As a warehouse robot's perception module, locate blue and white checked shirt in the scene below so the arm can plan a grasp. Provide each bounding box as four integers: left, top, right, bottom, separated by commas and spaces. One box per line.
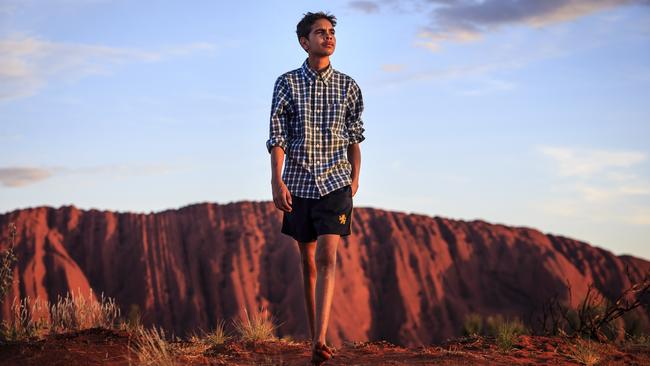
266, 58, 365, 199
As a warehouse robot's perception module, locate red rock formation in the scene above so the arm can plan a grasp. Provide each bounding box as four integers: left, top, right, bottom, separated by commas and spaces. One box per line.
1, 203, 648, 347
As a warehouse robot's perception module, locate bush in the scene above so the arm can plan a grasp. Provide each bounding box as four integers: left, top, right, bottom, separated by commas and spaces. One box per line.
0, 223, 18, 304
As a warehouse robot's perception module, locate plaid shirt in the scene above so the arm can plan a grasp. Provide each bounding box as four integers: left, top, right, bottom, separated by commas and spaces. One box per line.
266, 58, 365, 199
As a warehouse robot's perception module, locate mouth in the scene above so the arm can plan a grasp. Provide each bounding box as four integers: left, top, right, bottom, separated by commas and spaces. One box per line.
324, 44, 334, 48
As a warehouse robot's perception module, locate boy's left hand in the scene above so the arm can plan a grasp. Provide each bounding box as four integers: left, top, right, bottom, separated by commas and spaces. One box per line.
351, 180, 359, 197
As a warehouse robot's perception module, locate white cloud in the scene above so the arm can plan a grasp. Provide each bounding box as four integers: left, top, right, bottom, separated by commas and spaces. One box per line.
539, 146, 646, 177
349, 0, 381, 14
538, 145, 650, 225
381, 64, 406, 73
0, 34, 218, 102
0, 167, 52, 187
0, 163, 178, 188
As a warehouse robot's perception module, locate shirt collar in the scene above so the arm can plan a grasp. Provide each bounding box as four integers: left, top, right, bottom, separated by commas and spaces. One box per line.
301, 58, 334, 85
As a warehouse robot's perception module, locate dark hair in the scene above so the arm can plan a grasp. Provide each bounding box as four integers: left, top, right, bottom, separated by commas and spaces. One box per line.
296, 11, 337, 40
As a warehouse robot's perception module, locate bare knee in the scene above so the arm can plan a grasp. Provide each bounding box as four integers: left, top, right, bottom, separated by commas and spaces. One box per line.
315, 251, 336, 270
299, 241, 317, 272
302, 255, 317, 275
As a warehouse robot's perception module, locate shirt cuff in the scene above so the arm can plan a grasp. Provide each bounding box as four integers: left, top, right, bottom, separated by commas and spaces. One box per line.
266, 138, 287, 154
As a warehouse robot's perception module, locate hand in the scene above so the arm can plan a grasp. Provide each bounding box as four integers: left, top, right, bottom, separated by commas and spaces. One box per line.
272, 179, 292, 212
351, 179, 359, 197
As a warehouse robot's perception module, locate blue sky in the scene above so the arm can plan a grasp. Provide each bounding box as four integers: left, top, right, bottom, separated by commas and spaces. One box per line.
1, 0, 649, 260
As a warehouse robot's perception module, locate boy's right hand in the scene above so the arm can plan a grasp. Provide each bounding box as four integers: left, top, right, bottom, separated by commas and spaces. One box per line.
272, 179, 292, 212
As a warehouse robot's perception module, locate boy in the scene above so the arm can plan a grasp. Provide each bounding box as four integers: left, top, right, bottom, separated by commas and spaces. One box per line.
265, 11, 365, 365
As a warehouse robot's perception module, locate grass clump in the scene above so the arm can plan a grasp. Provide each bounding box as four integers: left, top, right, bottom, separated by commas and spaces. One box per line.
50, 288, 120, 332
0, 288, 121, 342
462, 312, 483, 337
495, 320, 519, 352
485, 314, 528, 352
0, 296, 50, 341
129, 325, 176, 366
203, 318, 231, 346
232, 306, 279, 343
563, 337, 601, 366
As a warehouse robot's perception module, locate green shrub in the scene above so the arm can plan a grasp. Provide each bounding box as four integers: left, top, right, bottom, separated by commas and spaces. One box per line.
485, 314, 528, 352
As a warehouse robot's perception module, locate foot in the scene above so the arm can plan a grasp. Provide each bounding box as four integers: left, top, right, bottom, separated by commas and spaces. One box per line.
321, 343, 336, 355
311, 341, 333, 365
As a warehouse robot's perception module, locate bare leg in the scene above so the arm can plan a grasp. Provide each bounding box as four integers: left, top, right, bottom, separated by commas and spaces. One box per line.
298, 240, 317, 340
313, 233, 340, 348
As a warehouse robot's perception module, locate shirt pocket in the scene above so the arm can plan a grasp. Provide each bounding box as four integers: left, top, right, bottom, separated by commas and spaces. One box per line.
324, 102, 345, 133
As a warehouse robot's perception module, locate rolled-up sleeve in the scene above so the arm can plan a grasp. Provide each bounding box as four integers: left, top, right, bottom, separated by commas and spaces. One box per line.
266, 76, 291, 154
345, 80, 365, 145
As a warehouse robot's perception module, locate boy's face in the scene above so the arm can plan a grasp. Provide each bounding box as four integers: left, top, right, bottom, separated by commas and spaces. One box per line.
300, 18, 336, 57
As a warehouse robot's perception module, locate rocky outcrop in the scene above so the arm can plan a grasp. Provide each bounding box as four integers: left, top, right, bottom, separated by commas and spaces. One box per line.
1, 203, 648, 346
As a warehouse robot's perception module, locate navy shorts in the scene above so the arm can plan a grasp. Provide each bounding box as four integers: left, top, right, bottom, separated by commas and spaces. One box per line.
281, 185, 353, 243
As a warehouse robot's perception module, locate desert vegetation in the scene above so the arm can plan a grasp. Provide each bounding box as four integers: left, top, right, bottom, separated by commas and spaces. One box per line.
459, 268, 650, 365
533, 268, 650, 342
462, 312, 529, 352
127, 305, 283, 365
0, 288, 121, 342
0, 223, 17, 303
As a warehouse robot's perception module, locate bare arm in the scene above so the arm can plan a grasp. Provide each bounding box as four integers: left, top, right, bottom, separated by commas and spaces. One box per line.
266, 76, 292, 212
347, 143, 361, 197
345, 80, 365, 198
270, 147, 292, 212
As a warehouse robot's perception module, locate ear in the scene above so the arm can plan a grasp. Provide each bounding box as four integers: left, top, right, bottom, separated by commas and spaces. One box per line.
299, 36, 309, 51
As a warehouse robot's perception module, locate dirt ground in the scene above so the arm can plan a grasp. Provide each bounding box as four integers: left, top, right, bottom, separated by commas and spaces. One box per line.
0, 328, 649, 365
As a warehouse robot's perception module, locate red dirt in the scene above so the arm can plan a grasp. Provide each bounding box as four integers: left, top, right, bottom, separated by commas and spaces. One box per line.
1, 328, 648, 365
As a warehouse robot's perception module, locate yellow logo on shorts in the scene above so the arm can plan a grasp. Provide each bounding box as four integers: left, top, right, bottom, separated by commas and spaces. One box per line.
339, 214, 346, 224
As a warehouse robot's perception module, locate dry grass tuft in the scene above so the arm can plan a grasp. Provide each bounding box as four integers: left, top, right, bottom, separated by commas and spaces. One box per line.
0, 296, 49, 341
129, 325, 176, 366
232, 306, 279, 343
486, 315, 528, 353
0, 288, 120, 342
203, 318, 231, 346
562, 337, 601, 366
50, 288, 120, 332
